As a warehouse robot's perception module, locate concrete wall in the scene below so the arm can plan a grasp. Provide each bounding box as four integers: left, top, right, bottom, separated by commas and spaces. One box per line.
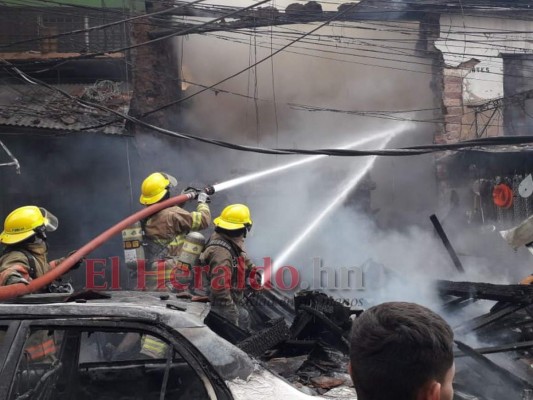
434, 13, 533, 142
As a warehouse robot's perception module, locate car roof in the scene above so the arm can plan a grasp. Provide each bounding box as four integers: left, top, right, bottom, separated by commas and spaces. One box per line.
0, 290, 257, 381
0, 291, 209, 329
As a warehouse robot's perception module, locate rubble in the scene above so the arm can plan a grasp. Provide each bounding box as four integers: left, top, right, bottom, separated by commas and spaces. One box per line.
310, 376, 345, 389
205, 289, 355, 394
437, 279, 533, 399
208, 279, 533, 398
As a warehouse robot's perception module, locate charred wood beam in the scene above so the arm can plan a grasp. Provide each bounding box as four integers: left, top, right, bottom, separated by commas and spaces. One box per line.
437, 280, 533, 304
284, 339, 317, 347
290, 310, 314, 339
454, 340, 533, 358
298, 305, 346, 338
499, 316, 533, 329
442, 296, 475, 313
204, 310, 250, 344
429, 214, 465, 273
296, 305, 349, 353
475, 314, 533, 337
455, 340, 533, 390
238, 318, 290, 358
454, 304, 526, 334
241, 288, 296, 327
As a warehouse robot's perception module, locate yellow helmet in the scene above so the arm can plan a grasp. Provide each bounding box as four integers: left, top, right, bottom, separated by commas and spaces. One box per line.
0, 206, 58, 245
139, 172, 178, 205
214, 204, 253, 231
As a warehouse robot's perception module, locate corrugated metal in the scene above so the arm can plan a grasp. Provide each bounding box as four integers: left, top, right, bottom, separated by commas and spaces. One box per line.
0, 83, 130, 134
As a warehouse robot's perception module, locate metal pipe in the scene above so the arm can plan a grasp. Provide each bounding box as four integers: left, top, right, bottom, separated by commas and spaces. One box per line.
0, 189, 213, 300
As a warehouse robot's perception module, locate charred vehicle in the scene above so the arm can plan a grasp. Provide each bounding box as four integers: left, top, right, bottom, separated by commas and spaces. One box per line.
0, 291, 356, 400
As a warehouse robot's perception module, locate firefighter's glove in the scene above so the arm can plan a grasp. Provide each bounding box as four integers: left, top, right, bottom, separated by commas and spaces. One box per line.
5, 272, 29, 286
182, 187, 199, 199
72, 259, 84, 270
520, 274, 533, 285
197, 191, 210, 204
68, 250, 85, 270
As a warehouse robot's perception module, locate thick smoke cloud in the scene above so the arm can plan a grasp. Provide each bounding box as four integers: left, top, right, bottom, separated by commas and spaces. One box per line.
172, 21, 439, 281
163, 17, 533, 327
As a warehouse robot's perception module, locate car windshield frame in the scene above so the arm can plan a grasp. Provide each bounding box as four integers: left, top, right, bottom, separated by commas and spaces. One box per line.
0, 317, 233, 400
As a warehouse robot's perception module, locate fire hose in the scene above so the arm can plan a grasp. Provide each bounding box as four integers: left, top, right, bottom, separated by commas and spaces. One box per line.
0, 186, 215, 301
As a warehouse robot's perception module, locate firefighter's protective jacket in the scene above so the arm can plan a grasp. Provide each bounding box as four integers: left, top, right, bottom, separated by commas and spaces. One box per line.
0, 244, 58, 362
0, 242, 54, 286
200, 231, 254, 325
143, 203, 210, 290
144, 203, 211, 258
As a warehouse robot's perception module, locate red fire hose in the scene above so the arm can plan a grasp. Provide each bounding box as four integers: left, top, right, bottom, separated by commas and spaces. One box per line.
0, 192, 198, 301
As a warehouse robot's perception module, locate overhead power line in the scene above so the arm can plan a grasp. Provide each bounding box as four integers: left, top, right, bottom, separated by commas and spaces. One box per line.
6, 0, 270, 71
4, 59, 533, 159
0, 0, 207, 50
142, 1, 366, 116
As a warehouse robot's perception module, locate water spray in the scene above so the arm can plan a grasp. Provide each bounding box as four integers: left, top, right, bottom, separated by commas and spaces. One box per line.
0, 124, 405, 300
212, 124, 408, 193
272, 132, 401, 275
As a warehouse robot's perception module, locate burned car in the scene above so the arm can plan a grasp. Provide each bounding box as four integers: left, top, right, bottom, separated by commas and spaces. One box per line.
0, 291, 356, 400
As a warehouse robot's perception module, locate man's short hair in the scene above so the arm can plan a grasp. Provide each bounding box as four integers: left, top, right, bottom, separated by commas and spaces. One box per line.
349, 302, 454, 400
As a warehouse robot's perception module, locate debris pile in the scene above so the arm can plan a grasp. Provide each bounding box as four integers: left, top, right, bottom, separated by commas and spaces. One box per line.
438, 280, 533, 399
205, 290, 357, 396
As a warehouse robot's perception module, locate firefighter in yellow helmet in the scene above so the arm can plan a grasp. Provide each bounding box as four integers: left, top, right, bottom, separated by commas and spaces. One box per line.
0, 206, 62, 287
0, 206, 69, 362
139, 172, 211, 290
200, 204, 256, 328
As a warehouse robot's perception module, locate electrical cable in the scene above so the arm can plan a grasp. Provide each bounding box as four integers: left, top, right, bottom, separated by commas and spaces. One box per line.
4, 2, 533, 80
7, 0, 271, 71
141, 2, 387, 116
2, 1, 528, 134
0, 0, 207, 49
0, 139, 20, 172
5, 59, 533, 159
200, 26, 533, 81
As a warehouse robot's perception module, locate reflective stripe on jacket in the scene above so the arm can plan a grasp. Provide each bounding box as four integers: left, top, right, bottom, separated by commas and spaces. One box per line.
144, 203, 211, 258
140, 335, 169, 358
25, 337, 56, 361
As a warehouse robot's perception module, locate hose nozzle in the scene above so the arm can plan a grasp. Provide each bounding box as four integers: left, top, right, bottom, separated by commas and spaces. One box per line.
204, 185, 215, 195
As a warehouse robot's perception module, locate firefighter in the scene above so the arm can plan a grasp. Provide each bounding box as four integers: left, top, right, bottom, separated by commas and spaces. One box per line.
200, 204, 256, 329
139, 172, 211, 290
0, 205, 64, 362
0, 205, 61, 287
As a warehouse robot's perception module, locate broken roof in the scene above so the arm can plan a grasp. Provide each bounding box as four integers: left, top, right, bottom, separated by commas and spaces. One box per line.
0, 81, 130, 135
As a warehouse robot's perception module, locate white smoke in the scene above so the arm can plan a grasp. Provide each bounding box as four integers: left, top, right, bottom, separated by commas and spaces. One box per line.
136, 16, 532, 328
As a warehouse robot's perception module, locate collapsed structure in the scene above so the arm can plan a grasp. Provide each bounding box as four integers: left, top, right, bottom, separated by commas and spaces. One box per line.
0, 0, 532, 398
438, 280, 533, 399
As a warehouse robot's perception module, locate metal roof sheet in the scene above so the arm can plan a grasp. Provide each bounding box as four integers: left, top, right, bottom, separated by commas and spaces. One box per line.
0, 82, 130, 134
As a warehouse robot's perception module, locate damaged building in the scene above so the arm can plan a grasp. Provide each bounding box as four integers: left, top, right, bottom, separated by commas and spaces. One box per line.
0, 0, 138, 266
0, 0, 533, 399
